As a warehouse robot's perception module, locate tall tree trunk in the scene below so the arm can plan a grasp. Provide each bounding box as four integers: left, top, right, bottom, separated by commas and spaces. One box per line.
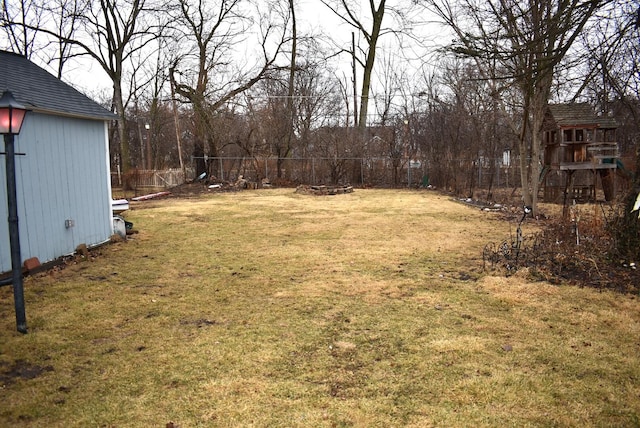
112, 80, 131, 174
357, 0, 385, 129
282, 0, 297, 180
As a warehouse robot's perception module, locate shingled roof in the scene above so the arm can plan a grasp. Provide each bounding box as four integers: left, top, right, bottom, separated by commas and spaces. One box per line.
0, 50, 116, 121
546, 103, 618, 129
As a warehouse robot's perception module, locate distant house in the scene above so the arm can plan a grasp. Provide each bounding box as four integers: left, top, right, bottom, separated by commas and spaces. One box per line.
0, 50, 117, 274
542, 103, 619, 203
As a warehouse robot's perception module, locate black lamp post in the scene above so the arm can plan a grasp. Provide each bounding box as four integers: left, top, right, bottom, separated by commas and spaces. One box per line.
0, 90, 29, 334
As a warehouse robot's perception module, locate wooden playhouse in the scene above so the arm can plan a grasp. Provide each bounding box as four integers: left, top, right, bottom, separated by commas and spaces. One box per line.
542, 103, 619, 203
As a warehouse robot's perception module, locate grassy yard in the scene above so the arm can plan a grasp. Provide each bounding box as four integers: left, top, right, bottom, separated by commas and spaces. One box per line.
1, 188, 639, 427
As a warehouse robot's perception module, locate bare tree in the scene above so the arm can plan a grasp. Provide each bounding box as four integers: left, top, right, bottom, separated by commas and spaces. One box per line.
247, 76, 293, 179
427, 0, 605, 214
320, 0, 404, 129
1, 0, 44, 58
169, 0, 289, 176
2, 0, 159, 176
293, 62, 344, 143
81, 0, 158, 174
576, 1, 640, 261
373, 49, 402, 125
322, 0, 385, 129
40, 0, 88, 78
126, 28, 177, 171
284, 0, 297, 178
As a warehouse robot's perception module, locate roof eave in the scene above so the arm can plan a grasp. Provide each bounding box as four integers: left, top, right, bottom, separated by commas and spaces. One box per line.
30, 106, 118, 122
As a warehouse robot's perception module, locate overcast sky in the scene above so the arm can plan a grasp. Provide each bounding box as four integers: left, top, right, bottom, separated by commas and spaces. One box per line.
43, 0, 443, 105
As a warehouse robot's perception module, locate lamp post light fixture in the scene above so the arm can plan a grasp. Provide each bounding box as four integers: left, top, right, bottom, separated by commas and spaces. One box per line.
0, 90, 29, 334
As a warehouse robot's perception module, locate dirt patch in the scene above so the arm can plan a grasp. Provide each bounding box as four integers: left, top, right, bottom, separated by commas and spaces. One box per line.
180, 318, 219, 328
0, 360, 54, 386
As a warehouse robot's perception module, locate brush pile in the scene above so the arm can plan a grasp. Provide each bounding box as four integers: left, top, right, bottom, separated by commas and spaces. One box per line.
295, 184, 354, 195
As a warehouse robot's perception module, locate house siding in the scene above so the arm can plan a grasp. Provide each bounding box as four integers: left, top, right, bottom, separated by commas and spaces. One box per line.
0, 112, 112, 272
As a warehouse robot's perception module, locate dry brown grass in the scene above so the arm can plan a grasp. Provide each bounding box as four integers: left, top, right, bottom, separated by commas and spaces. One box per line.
1, 188, 640, 427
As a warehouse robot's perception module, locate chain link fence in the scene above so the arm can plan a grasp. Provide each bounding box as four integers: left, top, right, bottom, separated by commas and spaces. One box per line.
187, 156, 523, 190
111, 156, 525, 192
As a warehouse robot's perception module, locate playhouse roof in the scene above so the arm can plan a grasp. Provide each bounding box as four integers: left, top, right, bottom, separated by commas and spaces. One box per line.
546, 103, 618, 129
0, 50, 116, 121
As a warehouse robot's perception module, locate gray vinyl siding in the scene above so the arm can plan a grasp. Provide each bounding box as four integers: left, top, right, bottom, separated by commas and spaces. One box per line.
0, 113, 112, 272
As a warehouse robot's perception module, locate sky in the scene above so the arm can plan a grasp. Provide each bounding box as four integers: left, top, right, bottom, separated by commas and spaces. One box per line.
0, 0, 446, 122
31, 0, 443, 106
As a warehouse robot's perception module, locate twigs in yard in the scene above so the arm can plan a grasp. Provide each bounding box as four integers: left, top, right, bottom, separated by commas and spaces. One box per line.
483, 204, 640, 292
483, 206, 533, 273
